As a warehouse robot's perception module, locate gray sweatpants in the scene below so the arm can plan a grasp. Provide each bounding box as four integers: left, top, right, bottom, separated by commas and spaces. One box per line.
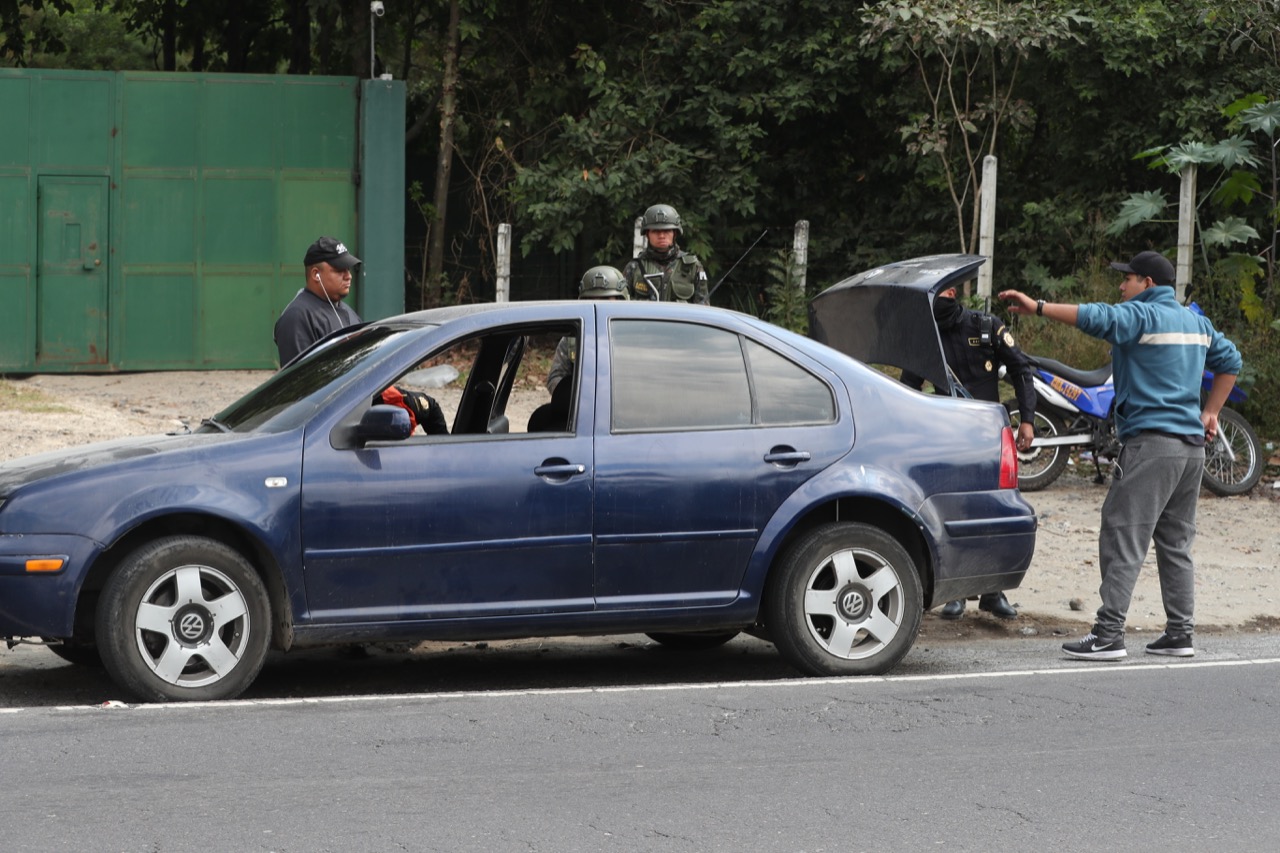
1095, 431, 1205, 639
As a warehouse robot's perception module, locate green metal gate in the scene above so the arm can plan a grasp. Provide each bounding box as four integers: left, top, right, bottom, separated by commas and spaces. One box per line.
0, 69, 404, 372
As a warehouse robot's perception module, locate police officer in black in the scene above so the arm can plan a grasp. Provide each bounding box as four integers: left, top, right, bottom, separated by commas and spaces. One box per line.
901, 284, 1037, 620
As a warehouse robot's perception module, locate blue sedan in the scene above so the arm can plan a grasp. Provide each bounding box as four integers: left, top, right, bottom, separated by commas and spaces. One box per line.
0, 298, 1035, 701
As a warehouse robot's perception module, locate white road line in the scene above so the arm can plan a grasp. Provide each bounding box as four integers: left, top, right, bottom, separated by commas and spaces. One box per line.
4, 657, 1279, 716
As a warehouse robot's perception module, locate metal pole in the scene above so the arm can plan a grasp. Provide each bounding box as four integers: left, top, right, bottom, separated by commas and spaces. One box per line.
496, 223, 511, 302
792, 220, 809, 295
978, 154, 997, 308
1177, 164, 1196, 303
633, 216, 645, 258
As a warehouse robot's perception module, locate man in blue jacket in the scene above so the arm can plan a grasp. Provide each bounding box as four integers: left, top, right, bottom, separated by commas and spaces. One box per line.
1000, 251, 1242, 661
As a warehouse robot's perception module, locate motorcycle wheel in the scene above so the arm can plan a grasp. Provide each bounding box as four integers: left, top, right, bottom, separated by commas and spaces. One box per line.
1003, 399, 1069, 491
1202, 407, 1263, 497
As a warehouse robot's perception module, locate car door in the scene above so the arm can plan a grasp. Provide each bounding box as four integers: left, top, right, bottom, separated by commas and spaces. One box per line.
591, 314, 851, 610
298, 318, 597, 624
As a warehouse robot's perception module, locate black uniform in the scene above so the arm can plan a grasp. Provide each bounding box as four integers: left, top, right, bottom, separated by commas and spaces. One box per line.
905, 297, 1036, 620
901, 298, 1036, 420
274, 288, 362, 365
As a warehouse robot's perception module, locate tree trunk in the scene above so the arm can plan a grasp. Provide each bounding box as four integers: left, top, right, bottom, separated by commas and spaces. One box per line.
353, 0, 371, 78
287, 0, 311, 74
162, 0, 176, 70
224, 0, 245, 72
426, 0, 460, 307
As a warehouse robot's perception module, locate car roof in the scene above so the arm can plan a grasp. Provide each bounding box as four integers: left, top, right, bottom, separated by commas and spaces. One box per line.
375, 300, 771, 330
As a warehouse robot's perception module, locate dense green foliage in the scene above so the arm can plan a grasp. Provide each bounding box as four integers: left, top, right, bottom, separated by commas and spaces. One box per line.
4, 0, 1279, 439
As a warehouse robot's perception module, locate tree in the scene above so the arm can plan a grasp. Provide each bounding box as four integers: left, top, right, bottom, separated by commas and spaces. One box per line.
1109, 95, 1280, 317
505, 0, 872, 272
424, 0, 459, 306
5, 0, 153, 69
858, 0, 1087, 254
1, 0, 73, 65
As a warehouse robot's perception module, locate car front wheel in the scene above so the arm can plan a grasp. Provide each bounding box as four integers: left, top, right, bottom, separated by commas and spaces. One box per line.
96, 536, 271, 702
766, 522, 922, 677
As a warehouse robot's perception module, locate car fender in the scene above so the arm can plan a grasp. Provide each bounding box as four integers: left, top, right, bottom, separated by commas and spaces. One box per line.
0, 433, 306, 633
739, 459, 935, 602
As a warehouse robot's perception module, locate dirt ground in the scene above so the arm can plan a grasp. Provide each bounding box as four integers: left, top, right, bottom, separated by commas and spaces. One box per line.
2, 370, 1278, 642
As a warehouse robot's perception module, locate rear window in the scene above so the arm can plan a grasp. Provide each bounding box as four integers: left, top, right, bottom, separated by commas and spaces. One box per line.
609, 320, 834, 431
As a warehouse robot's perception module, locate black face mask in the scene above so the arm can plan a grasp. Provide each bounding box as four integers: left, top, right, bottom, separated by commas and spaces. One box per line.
932, 296, 963, 329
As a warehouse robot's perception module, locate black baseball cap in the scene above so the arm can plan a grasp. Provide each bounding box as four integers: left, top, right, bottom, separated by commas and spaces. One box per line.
1110, 250, 1174, 286
304, 236, 362, 271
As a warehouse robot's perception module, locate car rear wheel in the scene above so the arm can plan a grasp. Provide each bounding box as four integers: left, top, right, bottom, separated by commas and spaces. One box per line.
644, 630, 740, 650
95, 536, 271, 702
766, 522, 922, 676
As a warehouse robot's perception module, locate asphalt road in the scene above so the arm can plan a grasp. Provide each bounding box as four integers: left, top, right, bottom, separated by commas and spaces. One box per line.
3, 632, 1279, 851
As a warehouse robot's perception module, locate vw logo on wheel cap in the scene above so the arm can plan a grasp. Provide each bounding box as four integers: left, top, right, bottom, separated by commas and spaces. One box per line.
178, 612, 206, 641
840, 589, 866, 616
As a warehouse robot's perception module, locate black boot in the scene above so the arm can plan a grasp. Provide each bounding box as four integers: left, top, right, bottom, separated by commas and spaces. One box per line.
979, 592, 1017, 619
940, 599, 965, 620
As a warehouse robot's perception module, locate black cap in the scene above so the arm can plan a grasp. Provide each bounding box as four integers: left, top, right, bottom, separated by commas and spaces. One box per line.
304, 236, 361, 271
1110, 250, 1174, 286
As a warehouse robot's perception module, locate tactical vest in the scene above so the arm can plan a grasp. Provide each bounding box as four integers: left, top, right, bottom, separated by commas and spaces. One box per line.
634, 252, 702, 302
946, 311, 1002, 402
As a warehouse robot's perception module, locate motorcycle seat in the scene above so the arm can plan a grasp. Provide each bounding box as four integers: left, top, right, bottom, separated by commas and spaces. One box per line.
1027, 354, 1113, 388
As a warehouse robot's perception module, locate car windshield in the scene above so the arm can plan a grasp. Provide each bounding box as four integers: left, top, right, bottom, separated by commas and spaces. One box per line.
201, 325, 417, 433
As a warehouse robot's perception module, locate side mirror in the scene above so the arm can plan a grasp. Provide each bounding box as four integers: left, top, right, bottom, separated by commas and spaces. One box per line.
356, 404, 413, 444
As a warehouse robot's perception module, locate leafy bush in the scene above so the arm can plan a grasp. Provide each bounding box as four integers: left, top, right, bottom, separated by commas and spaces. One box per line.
1002, 257, 1114, 369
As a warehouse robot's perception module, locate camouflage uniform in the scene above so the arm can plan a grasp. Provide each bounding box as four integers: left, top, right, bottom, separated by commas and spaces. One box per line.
622, 203, 709, 304
547, 266, 629, 394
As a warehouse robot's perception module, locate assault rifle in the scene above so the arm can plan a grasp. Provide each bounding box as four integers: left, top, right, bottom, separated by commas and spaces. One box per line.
706, 229, 769, 300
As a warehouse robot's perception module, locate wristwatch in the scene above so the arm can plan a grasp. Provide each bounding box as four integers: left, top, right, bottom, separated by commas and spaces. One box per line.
1036, 299, 1045, 316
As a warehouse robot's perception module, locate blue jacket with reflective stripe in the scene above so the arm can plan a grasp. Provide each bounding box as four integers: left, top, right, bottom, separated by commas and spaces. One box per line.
1076, 286, 1243, 442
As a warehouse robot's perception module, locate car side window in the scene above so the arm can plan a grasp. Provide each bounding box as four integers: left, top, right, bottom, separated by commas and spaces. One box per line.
379, 326, 575, 440
610, 320, 752, 431
744, 339, 836, 425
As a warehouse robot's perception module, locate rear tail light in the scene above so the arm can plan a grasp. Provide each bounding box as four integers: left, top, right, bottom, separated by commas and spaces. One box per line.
999, 426, 1019, 489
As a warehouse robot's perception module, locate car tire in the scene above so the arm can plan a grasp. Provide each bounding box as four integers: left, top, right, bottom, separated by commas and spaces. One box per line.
765, 522, 922, 677
43, 639, 103, 667
1003, 399, 1069, 491
644, 630, 740, 650
95, 535, 271, 702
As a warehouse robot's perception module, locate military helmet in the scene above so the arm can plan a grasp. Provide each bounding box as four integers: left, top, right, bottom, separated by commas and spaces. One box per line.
641, 203, 683, 234
579, 265, 629, 299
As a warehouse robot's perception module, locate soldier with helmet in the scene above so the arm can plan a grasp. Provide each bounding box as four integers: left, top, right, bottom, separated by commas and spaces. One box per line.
546, 265, 629, 394
623, 203, 710, 304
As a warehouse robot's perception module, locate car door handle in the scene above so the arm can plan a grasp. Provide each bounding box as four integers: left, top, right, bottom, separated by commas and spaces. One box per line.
534, 461, 587, 479
764, 448, 811, 467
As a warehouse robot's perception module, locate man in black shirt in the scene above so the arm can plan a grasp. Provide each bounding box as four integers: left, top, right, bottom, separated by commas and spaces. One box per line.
274, 236, 363, 365
275, 236, 447, 434
901, 284, 1037, 620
